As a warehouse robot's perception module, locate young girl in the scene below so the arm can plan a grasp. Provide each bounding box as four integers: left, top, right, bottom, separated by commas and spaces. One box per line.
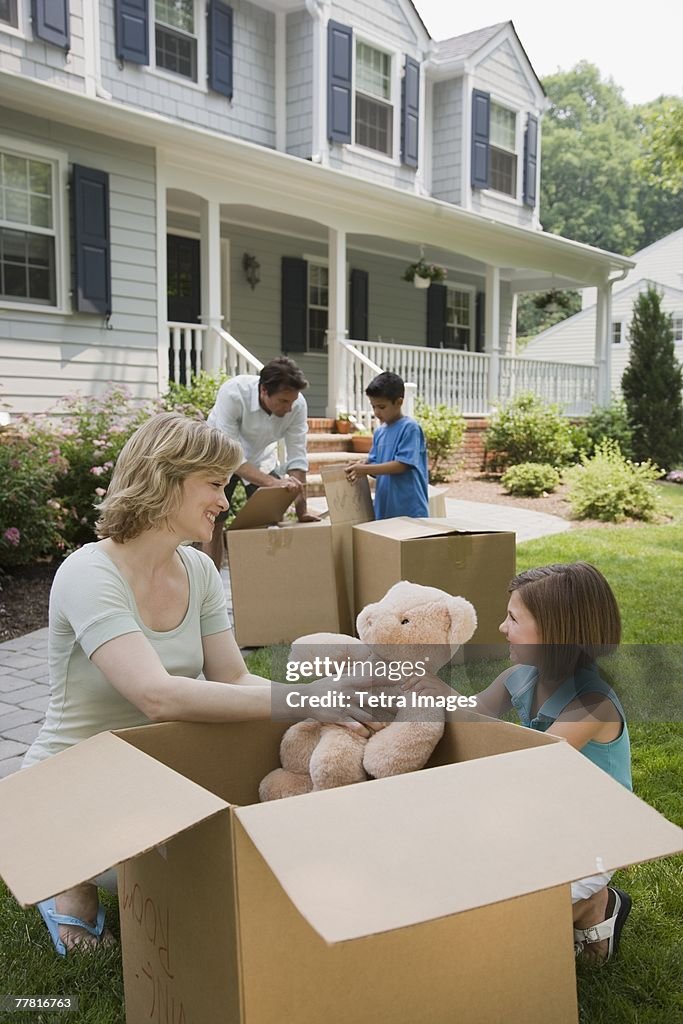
411, 561, 632, 964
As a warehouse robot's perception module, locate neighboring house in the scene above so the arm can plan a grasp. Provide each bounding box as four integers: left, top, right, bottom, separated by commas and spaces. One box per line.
0, 1, 633, 421
525, 229, 683, 396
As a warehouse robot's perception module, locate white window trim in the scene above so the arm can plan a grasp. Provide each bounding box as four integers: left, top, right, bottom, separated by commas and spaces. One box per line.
481, 94, 524, 204
0, 135, 70, 314
673, 316, 683, 344
150, 0, 207, 91
0, 0, 25, 39
611, 320, 623, 345
351, 34, 401, 166
446, 282, 476, 351
306, 257, 329, 356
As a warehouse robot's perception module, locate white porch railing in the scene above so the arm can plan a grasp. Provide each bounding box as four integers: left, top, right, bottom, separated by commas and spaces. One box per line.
168, 322, 208, 386
499, 357, 597, 415
345, 340, 598, 417
339, 341, 383, 429
214, 326, 264, 375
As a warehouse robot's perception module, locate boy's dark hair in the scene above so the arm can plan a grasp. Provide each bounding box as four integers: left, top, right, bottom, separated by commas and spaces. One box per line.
365, 371, 405, 401
259, 357, 309, 395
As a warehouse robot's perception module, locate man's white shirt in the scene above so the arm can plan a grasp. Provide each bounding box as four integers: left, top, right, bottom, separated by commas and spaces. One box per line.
207, 374, 309, 477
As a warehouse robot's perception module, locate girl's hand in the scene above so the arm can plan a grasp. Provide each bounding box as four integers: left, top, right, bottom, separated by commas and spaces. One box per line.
400, 670, 455, 700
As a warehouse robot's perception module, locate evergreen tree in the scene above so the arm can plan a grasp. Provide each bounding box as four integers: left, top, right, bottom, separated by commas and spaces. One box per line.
621, 286, 683, 470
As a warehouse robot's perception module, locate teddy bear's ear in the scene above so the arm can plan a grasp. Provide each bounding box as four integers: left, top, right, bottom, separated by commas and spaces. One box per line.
445, 597, 478, 645
356, 601, 379, 637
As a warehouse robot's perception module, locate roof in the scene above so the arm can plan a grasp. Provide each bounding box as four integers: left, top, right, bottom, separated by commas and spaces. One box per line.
433, 22, 507, 62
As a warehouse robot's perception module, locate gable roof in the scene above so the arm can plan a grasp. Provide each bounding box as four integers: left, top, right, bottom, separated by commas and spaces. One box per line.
631, 225, 683, 262
434, 22, 507, 62
525, 278, 683, 350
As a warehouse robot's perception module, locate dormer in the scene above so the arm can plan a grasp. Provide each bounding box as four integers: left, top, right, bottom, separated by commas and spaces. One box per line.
427, 21, 547, 228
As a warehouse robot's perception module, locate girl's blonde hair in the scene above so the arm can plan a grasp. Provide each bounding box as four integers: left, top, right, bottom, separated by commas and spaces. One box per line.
509, 562, 621, 679
96, 412, 243, 542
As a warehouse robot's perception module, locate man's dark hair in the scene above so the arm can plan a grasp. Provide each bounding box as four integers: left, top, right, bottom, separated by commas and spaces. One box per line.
365, 371, 405, 401
259, 357, 308, 395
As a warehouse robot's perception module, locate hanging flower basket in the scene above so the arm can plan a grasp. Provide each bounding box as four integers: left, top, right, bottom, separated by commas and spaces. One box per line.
402, 257, 447, 288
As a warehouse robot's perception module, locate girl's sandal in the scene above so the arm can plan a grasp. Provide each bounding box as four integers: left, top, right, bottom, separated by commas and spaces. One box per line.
574, 886, 632, 964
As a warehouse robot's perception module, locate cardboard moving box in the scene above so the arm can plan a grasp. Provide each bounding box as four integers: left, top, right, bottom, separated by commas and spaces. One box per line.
354, 517, 516, 646
1, 716, 681, 1024
228, 476, 372, 647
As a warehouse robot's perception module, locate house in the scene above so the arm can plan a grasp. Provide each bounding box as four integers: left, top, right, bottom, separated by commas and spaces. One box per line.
524, 228, 683, 396
0, 1, 634, 423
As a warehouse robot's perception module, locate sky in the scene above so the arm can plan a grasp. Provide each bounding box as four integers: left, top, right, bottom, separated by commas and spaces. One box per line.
413, 1, 683, 106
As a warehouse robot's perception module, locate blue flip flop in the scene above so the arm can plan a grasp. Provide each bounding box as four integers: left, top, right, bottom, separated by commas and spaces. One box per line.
37, 898, 107, 956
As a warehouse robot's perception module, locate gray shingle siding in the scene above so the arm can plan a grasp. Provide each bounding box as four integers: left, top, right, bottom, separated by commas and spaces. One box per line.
286, 10, 313, 159
0, 0, 86, 93
475, 39, 535, 103
0, 107, 158, 414
98, 0, 276, 148
331, 0, 417, 47
431, 79, 462, 205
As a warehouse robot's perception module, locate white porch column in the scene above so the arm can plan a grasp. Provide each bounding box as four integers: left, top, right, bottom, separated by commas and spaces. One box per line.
200, 197, 223, 374
156, 163, 169, 394
595, 281, 611, 406
275, 12, 286, 153
307, 0, 329, 165
485, 265, 501, 407
327, 226, 347, 418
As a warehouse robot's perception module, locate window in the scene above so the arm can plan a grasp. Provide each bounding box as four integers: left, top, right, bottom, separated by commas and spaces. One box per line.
0, 0, 17, 29
489, 103, 517, 197
0, 150, 56, 306
445, 287, 474, 350
155, 0, 197, 81
355, 42, 393, 156
673, 317, 683, 344
611, 321, 622, 345
308, 263, 328, 351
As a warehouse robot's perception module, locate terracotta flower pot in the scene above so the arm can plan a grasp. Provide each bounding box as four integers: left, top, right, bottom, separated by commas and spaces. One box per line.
335, 419, 352, 434
351, 434, 373, 453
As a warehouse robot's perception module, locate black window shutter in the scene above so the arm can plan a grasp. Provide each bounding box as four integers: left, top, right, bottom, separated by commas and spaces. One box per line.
475, 291, 485, 352
281, 257, 307, 352
401, 55, 420, 168
471, 89, 490, 189
350, 269, 369, 341
208, 1, 233, 99
327, 21, 352, 143
72, 165, 111, 316
114, 0, 149, 64
426, 283, 447, 348
32, 0, 70, 49
523, 114, 538, 207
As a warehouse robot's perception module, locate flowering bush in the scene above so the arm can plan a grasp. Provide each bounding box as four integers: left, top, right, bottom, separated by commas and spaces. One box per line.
160, 370, 229, 419
564, 439, 663, 522
501, 462, 561, 497
52, 387, 153, 548
415, 400, 465, 482
0, 426, 67, 568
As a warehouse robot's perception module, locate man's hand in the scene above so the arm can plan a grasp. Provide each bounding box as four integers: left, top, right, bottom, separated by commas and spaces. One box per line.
297, 512, 321, 523
345, 461, 368, 483
278, 474, 304, 495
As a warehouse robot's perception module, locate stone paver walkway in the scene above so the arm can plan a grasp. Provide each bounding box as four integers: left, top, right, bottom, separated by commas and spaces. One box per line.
0, 500, 569, 775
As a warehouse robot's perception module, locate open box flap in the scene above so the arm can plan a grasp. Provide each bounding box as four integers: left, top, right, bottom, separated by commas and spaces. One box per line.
0, 732, 228, 907
321, 466, 374, 526
235, 741, 683, 944
354, 517, 513, 541
227, 486, 295, 531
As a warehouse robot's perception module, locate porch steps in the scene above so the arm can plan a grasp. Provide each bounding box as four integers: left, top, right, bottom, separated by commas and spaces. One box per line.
305, 420, 367, 496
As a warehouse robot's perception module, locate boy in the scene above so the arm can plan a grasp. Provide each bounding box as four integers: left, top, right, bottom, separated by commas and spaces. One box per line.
345, 372, 429, 519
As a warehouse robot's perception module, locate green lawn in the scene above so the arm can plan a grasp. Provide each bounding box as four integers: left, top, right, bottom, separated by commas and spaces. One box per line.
0, 483, 681, 1023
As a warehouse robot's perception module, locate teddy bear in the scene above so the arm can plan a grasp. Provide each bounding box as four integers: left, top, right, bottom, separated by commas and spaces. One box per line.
259, 581, 477, 801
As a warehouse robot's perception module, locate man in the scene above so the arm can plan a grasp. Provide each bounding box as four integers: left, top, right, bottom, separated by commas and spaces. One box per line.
203, 357, 319, 570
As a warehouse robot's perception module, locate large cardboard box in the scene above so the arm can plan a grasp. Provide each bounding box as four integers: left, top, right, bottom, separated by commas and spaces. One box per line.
354, 517, 516, 646
1, 716, 681, 1024
227, 477, 372, 647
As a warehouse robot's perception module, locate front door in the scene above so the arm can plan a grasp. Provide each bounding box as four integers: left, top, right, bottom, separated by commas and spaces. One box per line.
167, 235, 200, 383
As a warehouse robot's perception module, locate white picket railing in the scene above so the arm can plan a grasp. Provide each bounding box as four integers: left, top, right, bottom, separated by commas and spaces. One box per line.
214, 326, 264, 375
167, 322, 208, 385
344, 340, 598, 417
498, 357, 598, 415
338, 341, 384, 429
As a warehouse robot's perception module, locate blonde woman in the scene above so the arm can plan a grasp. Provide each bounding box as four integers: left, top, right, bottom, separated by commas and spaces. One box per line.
23, 412, 368, 955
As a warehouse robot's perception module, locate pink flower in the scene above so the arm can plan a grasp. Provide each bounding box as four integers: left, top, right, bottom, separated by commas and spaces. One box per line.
90, 466, 105, 476
95, 487, 106, 497
3, 527, 20, 547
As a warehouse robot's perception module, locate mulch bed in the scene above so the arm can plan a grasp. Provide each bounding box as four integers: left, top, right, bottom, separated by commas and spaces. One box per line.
0, 563, 57, 643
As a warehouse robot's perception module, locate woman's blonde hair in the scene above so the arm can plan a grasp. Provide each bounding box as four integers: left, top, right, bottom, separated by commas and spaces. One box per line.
509, 562, 621, 679
96, 412, 243, 542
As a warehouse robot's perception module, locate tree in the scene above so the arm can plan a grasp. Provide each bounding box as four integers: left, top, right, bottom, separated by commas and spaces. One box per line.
638, 98, 683, 195
621, 287, 683, 471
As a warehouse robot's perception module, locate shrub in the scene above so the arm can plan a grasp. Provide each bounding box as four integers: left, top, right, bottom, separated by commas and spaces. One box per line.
501, 462, 561, 497
53, 387, 153, 548
161, 370, 230, 419
622, 286, 683, 471
485, 393, 575, 472
564, 439, 663, 522
0, 426, 67, 568
414, 400, 466, 483
578, 398, 634, 460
